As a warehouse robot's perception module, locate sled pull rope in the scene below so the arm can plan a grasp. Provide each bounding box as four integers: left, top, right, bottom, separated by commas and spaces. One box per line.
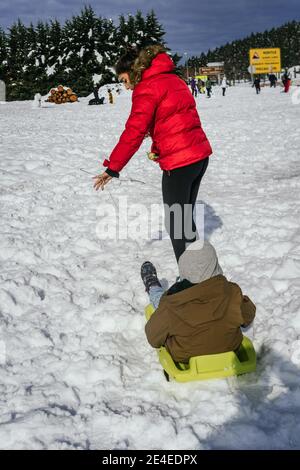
79, 168, 142, 258
79, 168, 145, 185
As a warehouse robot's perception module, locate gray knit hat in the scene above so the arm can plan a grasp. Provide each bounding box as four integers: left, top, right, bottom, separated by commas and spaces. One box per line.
178, 240, 223, 284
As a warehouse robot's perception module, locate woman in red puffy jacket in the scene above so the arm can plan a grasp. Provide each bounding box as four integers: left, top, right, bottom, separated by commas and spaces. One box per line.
93, 45, 212, 261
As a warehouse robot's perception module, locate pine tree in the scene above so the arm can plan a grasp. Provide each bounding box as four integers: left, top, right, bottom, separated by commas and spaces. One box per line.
60, 6, 118, 95
134, 10, 146, 48
47, 19, 64, 87
94, 17, 118, 86
187, 56, 200, 76
61, 5, 101, 95
171, 52, 182, 67
117, 14, 137, 54
0, 27, 7, 81
34, 21, 51, 93
22, 21, 51, 96
6, 20, 30, 100
199, 53, 207, 66
116, 10, 166, 62
145, 10, 165, 45
22, 23, 37, 95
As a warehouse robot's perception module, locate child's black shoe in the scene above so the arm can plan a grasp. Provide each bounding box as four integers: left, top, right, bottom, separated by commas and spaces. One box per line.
141, 262, 161, 293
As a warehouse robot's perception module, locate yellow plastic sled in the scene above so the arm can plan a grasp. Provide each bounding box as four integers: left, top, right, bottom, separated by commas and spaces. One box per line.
145, 304, 256, 383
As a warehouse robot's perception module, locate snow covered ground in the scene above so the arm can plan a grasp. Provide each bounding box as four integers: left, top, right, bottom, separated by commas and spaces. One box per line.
0, 83, 300, 450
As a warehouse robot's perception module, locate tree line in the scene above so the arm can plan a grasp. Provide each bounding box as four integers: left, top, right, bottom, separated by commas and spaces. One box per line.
1, 7, 299, 100
0, 6, 166, 100
185, 21, 300, 81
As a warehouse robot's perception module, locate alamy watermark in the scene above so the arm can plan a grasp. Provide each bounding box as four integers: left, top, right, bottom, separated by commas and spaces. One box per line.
291, 88, 300, 105
0, 327, 6, 365
95, 196, 205, 242
291, 346, 300, 366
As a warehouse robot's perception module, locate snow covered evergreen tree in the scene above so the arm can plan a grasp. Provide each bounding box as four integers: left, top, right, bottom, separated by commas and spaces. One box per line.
60, 6, 117, 96
0, 27, 7, 81
34, 21, 51, 93
2, 7, 167, 99
21, 23, 38, 94
145, 10, 165, 45
92, 17, 118, 87
21, 21, 51, 96
117, 14, 138, 54
134, 10, 146, 48
60, 6, 98, 95
47, 20, 64, 87
6, 20, 31, 100
116, 10, 166, 56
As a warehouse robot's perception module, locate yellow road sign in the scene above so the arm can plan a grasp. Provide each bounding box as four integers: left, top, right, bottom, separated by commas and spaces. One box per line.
249, 48, 281, 73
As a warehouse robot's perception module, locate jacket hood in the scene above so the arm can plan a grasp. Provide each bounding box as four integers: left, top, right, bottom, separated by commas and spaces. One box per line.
142, 53, 174, 80
163, 275, 231, 327
178, 240, 223, 284
131, 45, 174, 85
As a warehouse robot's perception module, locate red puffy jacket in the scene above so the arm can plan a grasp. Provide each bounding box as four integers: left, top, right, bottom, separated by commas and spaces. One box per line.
103, 53, 212, 174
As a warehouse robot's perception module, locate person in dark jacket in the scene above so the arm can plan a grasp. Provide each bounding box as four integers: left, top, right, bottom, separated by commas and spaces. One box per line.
206, 78, 212, 98
268, 73, 277, 88
141, 240, 256, 363
253, 77, 261, 94
93, 45, 212, 262
93, 85, 100, 101
190, 77, 198, 97
89, 84, 105, 105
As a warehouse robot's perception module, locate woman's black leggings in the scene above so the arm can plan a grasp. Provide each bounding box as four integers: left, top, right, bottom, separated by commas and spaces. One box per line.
162, 157, 209, 262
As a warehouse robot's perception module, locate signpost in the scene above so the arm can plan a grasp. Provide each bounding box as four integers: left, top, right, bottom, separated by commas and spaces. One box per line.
0, 80, 5, 101
249, 48, 281, 74
247, 65, 256, 83
199, 62, 224, 84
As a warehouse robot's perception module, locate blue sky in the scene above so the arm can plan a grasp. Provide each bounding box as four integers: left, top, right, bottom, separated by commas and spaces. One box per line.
0, 0, 299, 56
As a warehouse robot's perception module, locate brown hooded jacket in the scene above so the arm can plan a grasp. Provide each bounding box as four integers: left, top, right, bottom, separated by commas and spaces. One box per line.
145, 275, 256, 363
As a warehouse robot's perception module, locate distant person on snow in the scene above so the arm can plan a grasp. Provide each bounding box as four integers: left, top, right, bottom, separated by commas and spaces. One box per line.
88, 84, 105, 105
141, 240, 256, 363
93, 85, 100, 101
282, 68, 292, 93
107, 88, 114, 104
221, 75, 227, 96
200, 79, 206, 94
190, 77, 198, 97
93, 44, 212, 262
253, 77, 261, 94
268, 73, 277, 88
197, 78, 204, 94
206, 78, 212, 98
34, 93, 42, 108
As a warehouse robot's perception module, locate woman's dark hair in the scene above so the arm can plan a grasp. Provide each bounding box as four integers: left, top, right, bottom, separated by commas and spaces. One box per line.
115, 49, 140, 75
115, 44, 167, 85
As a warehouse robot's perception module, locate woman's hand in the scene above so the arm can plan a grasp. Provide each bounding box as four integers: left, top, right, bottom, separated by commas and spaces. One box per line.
93, 171, 113, 191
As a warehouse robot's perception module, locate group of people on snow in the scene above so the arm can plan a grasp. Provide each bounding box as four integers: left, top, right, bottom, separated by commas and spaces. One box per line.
189, 75, 227, 98
88, 84, 121, 106
93, 44, 256, 365
253, 68, 292, 94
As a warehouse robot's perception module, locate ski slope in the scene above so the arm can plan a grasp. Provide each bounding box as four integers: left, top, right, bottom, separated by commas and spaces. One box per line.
0, 83, 300, 449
